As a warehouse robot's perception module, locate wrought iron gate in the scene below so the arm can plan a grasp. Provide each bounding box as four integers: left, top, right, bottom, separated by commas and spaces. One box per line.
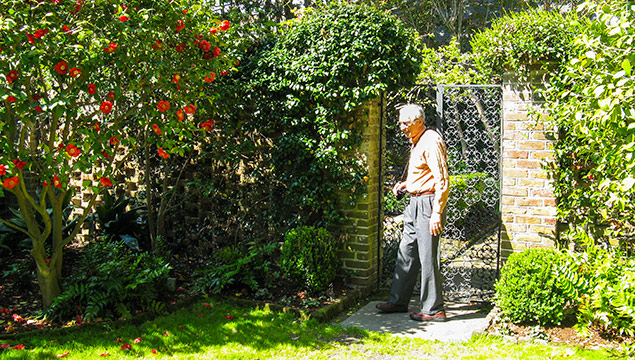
381, 84, 502, 302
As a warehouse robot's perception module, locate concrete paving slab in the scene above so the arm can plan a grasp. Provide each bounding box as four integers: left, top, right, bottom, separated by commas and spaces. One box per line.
337, 299, 492, 342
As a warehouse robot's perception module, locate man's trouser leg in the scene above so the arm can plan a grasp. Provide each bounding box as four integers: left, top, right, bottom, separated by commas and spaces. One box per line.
388, 196, 444, 314
416, 195, 444, 315
388, 199, 419, 307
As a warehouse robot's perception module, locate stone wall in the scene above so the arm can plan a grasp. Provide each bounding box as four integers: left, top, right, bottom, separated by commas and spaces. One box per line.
338, 97, 384, 291
500, 71, 557, 258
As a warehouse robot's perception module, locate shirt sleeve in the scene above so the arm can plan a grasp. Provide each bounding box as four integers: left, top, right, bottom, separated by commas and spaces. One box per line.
425, 135, 450, 217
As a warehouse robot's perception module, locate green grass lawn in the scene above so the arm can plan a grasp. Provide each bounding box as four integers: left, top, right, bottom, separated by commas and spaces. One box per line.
0, 299, 621, 359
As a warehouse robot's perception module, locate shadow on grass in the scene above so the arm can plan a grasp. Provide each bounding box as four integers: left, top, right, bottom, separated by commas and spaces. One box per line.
0, 298, 373, 359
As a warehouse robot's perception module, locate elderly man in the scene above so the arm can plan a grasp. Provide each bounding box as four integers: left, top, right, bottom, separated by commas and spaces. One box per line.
376, 104, 450, 322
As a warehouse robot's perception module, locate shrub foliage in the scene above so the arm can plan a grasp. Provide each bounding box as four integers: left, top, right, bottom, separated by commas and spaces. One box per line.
281, 226, 340, 293
496, 248, 575, 325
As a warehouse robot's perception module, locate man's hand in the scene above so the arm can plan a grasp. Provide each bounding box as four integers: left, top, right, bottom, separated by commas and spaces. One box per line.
392, 181, 406, 197
429, 213, 443, 236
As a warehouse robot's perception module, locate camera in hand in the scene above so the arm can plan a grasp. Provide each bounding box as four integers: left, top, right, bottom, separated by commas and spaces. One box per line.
396, 188, 407, 200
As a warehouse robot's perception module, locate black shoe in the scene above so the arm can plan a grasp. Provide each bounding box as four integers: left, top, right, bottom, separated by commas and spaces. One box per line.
375, 302, 408, 313
409, 310, 447, 322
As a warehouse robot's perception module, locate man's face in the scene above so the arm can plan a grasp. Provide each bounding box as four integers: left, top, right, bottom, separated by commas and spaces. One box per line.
399, 117, 424, 142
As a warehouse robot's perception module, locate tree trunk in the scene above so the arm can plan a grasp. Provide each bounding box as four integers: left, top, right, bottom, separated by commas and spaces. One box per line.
36, 262, 61, 309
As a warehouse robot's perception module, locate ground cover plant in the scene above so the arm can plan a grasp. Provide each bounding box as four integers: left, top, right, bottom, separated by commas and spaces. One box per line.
0, 299, 618, 359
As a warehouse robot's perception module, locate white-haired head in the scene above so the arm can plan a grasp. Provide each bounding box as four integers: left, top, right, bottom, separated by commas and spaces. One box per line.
398, 104, 425, 124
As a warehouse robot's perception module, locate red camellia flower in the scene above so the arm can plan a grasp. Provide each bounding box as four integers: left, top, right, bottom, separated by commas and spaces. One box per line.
100, 177, 113, 187
220, 70, 230, 76
200, 119, 215, 131
157, 100, 170, 112
104, 42, 118, 53
184, 104, 195, 114
6, 95, 17, 102
12, 314, 24, 323
198, 40, 211, 52
53, 175, 62, 189
103, 150, 111, 159
213, 46, 221, 57
153, 40, 164, 50
66, 143, 81, 157
176, 109, 185, 122
224, 314, 234, 320
62, 25, 72, 34
107, 91, 115, 100
204, 72, 216, 83
100, 101, 113, 114
157, 147, 169, 159
34, 106, 43, 113
12, 344, 25, 350
3, 177, 20, 190
69, 67, 81, 77
54, 61, 68, 75
0, 343, 9, 349
27, 33, 35, 44
120, 343, 131, 351
133, 337, 142, 344
118, 15, 130, 22
152, 124, 162, 135
176, 20, 185, 31
220, 20, 230, 31
34, 29, 49, 39
12, 159, 26, 169
0, 165, 6, 176
209, 28, 218, 35
93, 121, 100, 132
87, 83, 96, 95
175, 42, 185, 53
6, 70, 18, 85
109, 136, 119, 146
172, 74, 181, 84
151, 349, 157, 354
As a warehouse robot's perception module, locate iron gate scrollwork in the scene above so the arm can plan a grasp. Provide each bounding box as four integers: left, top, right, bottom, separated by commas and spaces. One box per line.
381, 84, 502, 302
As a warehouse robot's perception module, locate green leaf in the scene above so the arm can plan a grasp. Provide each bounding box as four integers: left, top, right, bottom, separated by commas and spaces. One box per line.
622, 59, 632, 76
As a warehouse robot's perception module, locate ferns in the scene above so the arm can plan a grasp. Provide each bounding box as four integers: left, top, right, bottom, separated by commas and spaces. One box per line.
46, 240, 171, 321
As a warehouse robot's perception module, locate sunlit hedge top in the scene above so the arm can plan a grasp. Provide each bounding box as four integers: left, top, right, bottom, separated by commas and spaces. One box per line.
470, 9, 581, 82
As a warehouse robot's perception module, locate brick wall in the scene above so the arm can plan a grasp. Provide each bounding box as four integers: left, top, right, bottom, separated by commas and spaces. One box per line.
338, 97, 384, 291
500, 71, 557, 258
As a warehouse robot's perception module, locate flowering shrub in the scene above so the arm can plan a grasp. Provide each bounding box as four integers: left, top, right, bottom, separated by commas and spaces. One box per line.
0, 0, 235, 308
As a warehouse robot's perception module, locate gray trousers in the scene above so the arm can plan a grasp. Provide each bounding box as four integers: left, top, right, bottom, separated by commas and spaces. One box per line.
388, 194, 444, 315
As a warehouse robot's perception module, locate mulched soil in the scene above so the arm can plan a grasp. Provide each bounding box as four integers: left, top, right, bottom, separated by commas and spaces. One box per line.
486, 309, 634, 354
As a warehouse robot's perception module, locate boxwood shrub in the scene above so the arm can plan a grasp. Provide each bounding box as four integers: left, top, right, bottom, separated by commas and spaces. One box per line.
496, 248, 575, 325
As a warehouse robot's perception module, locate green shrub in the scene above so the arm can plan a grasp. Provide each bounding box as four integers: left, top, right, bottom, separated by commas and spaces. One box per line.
470, 9, 580, 82
495, 248, 575, 325
192, 242, 279, 299
281, 226, 340, 293
46, 240, 171, 321
555, 246, 635, 337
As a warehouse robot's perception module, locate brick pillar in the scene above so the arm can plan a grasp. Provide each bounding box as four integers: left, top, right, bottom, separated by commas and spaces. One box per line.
500, 71, 557, 259
338, 97, 384, 291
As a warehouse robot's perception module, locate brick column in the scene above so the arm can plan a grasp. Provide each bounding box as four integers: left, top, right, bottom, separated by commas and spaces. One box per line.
338, 97, 384, 291
500, 71, 557, 259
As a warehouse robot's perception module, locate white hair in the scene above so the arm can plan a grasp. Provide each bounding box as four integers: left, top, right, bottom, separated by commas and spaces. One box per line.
398, 104, 425, 123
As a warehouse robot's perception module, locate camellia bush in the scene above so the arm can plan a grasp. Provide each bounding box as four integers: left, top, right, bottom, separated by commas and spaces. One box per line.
0, 0, 235, 308
543, 0, 635, 250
